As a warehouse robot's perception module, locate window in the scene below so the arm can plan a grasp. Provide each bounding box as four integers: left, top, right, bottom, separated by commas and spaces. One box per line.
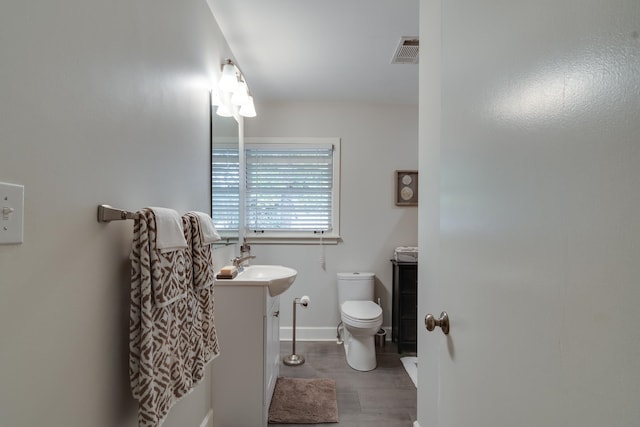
211, 137, 340, 244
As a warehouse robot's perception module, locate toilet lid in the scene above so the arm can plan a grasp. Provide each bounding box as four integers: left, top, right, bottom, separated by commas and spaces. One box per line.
341, 300, 382, 321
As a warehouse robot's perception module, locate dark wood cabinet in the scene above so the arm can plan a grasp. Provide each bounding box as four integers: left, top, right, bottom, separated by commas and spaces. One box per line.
391, 260, 418, 353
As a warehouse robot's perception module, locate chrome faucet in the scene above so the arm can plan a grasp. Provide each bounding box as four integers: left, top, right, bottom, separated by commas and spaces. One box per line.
232, 254, 256, 268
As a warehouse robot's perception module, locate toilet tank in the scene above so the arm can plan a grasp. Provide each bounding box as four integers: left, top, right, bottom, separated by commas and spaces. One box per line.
337, 272, 375, 307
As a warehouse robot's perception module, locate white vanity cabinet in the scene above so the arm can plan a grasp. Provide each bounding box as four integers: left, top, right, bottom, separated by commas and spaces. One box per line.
211, 283, 280, 427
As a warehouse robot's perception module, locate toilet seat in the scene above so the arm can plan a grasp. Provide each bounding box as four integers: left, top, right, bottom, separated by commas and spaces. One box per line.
341, 300, 382, 328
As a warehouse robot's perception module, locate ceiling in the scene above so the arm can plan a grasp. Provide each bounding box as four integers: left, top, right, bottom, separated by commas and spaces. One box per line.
206, 0, 419, 105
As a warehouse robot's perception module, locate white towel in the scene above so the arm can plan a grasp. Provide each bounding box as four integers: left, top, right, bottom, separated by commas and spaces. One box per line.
148, 207, 188, 252
190, 211, 221, 245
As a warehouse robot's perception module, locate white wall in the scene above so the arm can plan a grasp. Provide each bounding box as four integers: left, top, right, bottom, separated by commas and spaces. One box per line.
244, 101, 418, 338
0, 1, 234, 426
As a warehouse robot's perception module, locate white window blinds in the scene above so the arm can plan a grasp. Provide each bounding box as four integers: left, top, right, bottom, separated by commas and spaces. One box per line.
245, 143, 334, 232
211, 146, 240, 231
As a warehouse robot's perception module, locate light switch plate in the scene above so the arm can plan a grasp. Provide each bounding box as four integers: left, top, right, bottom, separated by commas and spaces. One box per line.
0, 182, 24, 244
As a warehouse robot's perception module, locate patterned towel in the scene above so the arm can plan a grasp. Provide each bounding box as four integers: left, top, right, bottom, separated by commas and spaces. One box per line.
129, 208, 194, 427
183, 212, 220, 369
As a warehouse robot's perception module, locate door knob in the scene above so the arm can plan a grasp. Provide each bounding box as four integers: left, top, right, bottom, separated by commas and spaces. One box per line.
425, 311, 450, 335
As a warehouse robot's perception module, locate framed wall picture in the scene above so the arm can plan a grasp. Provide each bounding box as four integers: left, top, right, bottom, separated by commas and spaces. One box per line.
395, 170, 418, 206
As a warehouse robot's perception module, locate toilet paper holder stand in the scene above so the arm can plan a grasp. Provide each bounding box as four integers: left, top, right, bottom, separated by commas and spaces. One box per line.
283, 296, 310, 366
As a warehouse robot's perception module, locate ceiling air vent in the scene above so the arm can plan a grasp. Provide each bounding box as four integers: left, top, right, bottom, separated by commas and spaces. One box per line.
391, 37, 419, 64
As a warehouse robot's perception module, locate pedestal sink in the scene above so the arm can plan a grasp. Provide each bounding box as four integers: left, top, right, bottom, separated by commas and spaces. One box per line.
215, 265, 297, 296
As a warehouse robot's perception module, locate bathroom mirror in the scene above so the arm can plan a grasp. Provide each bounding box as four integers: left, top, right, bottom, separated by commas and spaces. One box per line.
211, 101, 241, 245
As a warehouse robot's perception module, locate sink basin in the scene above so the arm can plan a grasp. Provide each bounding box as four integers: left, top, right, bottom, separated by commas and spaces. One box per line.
215, 265, 297, 296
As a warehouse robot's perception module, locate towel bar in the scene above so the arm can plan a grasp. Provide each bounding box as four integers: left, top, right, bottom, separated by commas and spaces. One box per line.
97, 204, 139, 222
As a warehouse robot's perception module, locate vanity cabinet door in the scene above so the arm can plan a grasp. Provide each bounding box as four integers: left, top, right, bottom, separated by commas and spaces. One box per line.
212, 285, 272, 427
264, 296, 280, 409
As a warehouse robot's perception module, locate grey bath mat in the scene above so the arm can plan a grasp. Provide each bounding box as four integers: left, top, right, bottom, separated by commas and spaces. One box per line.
268, 377, 339, 424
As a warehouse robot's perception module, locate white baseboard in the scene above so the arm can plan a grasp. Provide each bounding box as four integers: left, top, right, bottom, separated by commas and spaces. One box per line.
413, 422, 420, 427
199, 409, 213, 427
279, 326, 391, 342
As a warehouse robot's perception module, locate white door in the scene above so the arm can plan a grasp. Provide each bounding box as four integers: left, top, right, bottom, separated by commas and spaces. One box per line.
417, 1, 640, 426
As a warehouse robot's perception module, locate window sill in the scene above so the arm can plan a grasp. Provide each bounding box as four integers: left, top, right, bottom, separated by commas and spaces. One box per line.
244, 235, 341, 245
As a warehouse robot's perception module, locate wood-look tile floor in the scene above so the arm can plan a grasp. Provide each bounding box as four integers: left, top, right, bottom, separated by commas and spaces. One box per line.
270, 340, 417, 427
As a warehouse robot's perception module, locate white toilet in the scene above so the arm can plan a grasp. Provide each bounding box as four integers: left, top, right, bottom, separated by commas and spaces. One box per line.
337, 272, 383, 371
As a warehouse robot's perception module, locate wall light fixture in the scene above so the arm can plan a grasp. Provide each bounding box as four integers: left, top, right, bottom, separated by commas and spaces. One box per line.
214, 58, 257, 118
